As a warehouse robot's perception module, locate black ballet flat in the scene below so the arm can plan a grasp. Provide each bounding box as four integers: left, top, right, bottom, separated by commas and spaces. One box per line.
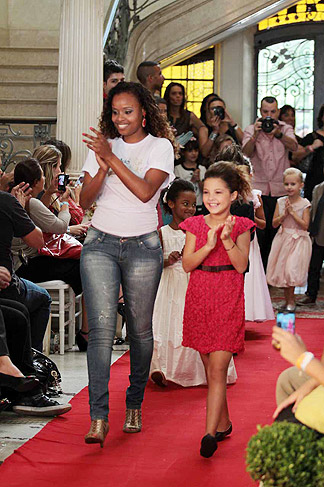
200, 434, 218, 458
215, 423, 232, 442
76, 330, 88, 352
0, 397, 11, 413
0, 373, 39, 392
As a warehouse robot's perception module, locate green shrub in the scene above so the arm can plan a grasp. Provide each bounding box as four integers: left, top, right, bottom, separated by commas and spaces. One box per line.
246, 422, 324, 487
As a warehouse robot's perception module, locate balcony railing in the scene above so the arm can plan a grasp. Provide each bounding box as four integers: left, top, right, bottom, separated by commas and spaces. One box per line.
103, 0, 173, 64
0, 117, 57, 171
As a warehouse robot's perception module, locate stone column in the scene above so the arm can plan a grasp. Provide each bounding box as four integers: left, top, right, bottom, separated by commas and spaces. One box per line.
56, 0, 103, 176
220, 27, 256, 131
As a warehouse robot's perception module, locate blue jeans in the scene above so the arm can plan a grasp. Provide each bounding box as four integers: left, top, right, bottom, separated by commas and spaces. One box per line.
0, 277, 51, 352
80, 227, 163, 421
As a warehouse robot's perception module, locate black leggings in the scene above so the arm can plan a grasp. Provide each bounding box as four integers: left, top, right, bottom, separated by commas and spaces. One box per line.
17, 255, 82, 295
0, 299, 35, 376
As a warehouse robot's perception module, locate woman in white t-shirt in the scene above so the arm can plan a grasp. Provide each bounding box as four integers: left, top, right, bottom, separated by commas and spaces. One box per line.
80, 82, 176, 447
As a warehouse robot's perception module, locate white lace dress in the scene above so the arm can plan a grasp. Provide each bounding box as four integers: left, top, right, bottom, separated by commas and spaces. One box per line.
150, 224, 237, 386
244, 190, 275, 322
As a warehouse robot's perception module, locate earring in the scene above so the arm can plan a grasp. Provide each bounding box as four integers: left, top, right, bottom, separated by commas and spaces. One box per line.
142, 116, 147, 128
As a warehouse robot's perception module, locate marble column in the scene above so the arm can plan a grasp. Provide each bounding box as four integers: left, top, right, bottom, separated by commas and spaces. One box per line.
56, 0, 103, 176
220, 27, 256, 130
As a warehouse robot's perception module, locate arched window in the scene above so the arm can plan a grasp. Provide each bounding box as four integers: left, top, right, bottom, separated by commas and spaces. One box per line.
161, 48, 215, 117
255, 0, 324, 134
257, 39, 314, 136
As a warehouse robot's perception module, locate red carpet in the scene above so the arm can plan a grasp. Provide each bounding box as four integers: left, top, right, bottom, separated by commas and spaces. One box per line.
1, 319, 323, 487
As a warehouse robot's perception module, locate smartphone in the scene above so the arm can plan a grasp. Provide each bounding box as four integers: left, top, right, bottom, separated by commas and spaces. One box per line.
57, 173, 69, 192
75, 173, 84, 187
276, 312, 295, 334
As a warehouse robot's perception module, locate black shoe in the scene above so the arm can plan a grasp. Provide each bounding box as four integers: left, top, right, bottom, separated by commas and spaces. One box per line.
76, 330, 88, 352
0, 373, 39, 392
215, 423, 232, 442
113, 337, 129, 351
297, 296, 316, 307
151, 371, 167, 387
12, 392, 72, 416
0, 397, 11, 413
200, 434, 218, 458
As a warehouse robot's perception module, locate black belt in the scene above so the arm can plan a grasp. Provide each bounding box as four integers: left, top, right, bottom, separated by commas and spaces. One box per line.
196, 264, 235, 272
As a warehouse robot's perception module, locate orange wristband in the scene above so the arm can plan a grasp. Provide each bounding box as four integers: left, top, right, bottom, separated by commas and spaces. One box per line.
296, 352, 306, 370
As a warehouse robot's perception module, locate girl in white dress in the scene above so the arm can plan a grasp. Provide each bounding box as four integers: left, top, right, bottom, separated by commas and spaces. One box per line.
150, 179, 237, 387
237, 159, 275, 322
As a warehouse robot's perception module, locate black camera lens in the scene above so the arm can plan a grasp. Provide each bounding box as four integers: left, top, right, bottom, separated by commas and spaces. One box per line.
261, 117, 274, 133
212, 106, 225, 120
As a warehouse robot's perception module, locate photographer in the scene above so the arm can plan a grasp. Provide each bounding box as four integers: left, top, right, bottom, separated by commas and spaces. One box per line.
242, 96, 298, 269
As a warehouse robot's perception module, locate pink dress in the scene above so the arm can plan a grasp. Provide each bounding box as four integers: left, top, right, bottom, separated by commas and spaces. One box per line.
179, 215, 255, 354
266, 197, 312, 287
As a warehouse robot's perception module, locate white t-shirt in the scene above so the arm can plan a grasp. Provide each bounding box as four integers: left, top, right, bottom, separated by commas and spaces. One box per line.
82, 134, 174, 237
174, 163, 206, 206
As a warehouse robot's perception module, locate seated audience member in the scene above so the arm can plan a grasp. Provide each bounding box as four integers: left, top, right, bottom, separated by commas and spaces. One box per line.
297, 180, 324, 306
0, 269, 38, 393
200, 93, 219, 127
13, 158, 88, 352
174, 138, 206, 214
42, 139, 85, 225
33, 144, 88, 236
0, 186, 51, 353
0, 284, 71, 416
298, 103, 324, 201
207, 96, 243, 144
155, 96, 168, 119
103, 59, 125, 98
164, 82, 210, 157
202, 96, 242, 166
136, 61, 165, 95
0, 168, 14, 192
272, 325, 324, 422
207, 134, 235, 166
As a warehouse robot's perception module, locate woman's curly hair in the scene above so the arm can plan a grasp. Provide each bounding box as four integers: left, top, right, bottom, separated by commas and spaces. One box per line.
99, 81, 178, 156
205, 161, 251, 203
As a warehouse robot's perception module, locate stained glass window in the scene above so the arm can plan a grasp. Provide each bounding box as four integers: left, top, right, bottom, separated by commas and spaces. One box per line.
258, 0, 324, 30
162, 57, 214, 118
257, 39, 314, 136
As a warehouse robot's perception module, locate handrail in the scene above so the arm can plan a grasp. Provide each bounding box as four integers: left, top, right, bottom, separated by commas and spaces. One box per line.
0, 117, 57, 124
103, 0, 121, 49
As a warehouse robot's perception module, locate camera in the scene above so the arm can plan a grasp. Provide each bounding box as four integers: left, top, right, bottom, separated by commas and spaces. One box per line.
212, 106, 225, 120
260, 116, 279, 133
57, 173, 70, 192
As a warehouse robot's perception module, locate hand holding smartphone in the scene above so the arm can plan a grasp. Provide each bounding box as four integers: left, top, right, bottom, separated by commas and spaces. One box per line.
273, 311, 295, 350
58, 174, 70, 192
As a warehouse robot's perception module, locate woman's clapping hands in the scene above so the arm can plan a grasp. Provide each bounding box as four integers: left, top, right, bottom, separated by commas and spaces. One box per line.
83, 128, 112, 174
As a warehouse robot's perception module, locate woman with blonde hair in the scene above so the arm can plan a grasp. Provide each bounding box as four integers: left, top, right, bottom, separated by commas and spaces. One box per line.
13, 156, 89, 351
32, 145, 88, 237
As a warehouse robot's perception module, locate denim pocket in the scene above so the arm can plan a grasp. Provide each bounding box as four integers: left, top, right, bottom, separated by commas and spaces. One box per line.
83, 227, 103, 247
140, 232, 161, 251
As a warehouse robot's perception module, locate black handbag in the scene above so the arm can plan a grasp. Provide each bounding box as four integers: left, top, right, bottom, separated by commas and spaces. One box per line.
31, 348, 62, 397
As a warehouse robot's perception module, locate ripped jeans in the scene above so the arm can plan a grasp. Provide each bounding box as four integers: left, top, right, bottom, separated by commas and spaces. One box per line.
80, 227, 163, 421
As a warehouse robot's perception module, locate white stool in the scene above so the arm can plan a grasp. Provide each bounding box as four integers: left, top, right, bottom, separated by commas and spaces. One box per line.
36, 280, 75, 355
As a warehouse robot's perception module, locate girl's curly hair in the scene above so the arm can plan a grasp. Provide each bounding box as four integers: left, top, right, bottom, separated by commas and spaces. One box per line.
205, 161, 251, 202
99, 81, 178, 156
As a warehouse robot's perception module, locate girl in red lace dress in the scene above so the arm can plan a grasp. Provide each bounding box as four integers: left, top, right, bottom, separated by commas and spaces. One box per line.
180, 162, 255, 458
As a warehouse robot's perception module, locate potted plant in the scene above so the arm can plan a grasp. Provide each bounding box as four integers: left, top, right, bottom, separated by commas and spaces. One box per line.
246, 421, 324, 486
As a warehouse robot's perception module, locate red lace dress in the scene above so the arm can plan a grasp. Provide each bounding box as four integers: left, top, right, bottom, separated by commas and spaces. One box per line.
179, 215, 255, 354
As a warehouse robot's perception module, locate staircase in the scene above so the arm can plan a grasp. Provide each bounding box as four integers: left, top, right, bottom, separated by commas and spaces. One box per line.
0, 46, 59, 163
